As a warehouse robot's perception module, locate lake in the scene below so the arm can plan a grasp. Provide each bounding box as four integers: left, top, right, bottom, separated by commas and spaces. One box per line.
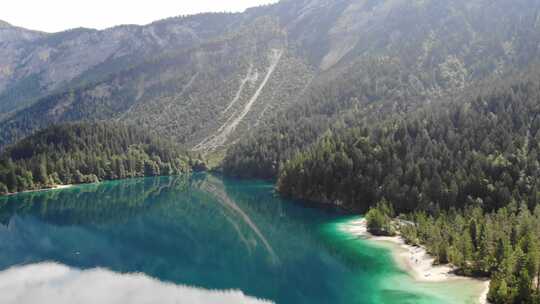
0, 174, 483, 303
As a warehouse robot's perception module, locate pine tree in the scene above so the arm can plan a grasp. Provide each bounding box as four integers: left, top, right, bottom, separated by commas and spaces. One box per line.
0, 182, 7, 194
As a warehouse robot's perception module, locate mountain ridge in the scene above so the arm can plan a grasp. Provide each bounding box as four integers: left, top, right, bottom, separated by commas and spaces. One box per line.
1, 0, 540, 157
0, 20, 11, 28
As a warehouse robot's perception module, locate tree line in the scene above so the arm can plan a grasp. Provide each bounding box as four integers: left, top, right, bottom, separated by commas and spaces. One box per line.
367, 201, 540, 304
0, 123, 195, 194
277, 72, 540, 213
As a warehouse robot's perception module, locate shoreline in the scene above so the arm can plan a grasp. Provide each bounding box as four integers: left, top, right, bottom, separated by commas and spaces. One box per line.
340, 218, 490, 304
1, 174, 194, 197
3, 184, 74, 196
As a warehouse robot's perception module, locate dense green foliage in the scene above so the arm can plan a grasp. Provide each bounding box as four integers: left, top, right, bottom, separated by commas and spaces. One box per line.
365, 199, 396, 236
277, 73, 540, 213
0, 123, 191, 194
222, 58, 431, 178
397, 204, 540, 304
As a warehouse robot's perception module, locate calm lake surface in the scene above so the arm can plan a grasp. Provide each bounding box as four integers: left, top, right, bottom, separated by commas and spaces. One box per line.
0, 174, 482, 303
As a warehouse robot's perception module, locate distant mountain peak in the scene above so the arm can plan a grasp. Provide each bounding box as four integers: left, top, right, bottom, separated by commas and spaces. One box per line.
0, 20, 12, 28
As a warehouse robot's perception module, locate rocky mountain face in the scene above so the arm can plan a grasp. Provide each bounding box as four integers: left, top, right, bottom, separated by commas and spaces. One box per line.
0, 21, 46, 110
0, 13, 243, 114
1, 0, 540, 153
222, 0, 540, 177
0, 15, 314, 149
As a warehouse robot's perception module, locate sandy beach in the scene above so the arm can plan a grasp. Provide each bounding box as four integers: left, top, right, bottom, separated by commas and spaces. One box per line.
50, 184, 73, 191
340, 218, 490, 304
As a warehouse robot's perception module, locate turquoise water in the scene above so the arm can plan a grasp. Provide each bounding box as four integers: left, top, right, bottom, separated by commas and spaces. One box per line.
0, 174, 481, 303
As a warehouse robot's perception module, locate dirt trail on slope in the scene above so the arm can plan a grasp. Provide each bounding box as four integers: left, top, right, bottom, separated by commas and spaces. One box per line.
194, 49, 283, 151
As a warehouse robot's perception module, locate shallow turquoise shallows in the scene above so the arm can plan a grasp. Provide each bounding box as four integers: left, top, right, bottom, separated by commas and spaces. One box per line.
0, 174, 480, 303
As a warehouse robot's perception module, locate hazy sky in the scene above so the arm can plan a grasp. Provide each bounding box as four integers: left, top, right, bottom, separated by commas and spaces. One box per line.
1, 0, 279, 33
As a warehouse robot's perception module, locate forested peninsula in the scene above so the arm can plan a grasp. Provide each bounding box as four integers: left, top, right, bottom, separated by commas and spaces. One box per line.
0, 123, 197, 195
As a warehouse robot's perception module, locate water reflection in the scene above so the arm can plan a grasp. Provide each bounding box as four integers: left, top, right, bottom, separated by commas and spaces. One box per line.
0, 262, 271, 304
0, 174, 360, 304
0, 177, 186, 226
198, 176, 278, 263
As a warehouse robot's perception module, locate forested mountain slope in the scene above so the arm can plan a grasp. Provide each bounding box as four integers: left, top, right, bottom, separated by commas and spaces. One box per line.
3, 0, 540, 156
223, 57, 436, 178
222, 0, 540, 178
277, 68, 540, 212
0, 17, 313, 148
0, 123, 191, 194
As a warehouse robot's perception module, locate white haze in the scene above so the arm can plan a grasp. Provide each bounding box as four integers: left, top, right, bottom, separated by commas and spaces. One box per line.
0, 262, 272, 304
